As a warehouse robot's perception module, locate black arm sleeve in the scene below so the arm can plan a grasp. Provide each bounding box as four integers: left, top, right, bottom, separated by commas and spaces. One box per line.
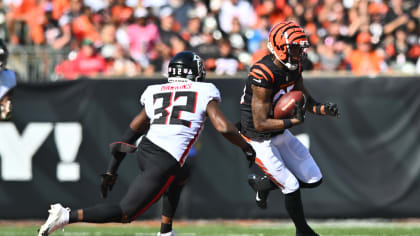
106, 127, 141, 174
121, 127, 142, 144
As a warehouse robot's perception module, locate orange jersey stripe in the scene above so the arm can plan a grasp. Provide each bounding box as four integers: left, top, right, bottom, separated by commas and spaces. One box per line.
279, 81, 295, 89
255, 63, 274, 82
249, 71, 263, 80
253, 68, 265, 77
250, 68, 268, 81
240, 134, 251, 143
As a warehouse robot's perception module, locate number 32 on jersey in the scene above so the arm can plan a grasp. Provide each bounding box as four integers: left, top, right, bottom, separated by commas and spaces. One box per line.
153, 91, 197, 127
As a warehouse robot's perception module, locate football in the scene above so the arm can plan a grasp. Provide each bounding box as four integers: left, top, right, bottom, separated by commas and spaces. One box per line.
273, 91, 304, 119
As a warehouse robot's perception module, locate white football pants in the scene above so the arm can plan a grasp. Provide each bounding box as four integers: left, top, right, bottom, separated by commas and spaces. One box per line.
248, 129, 322, 194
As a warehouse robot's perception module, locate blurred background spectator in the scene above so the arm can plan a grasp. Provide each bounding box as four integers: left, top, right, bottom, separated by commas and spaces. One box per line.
206, 38, 244, 75
125, 7, 160, 71
55, 38, 106, 79
345, 32, 387, 76
0, 0, 418, 81
218, 0, 256, 34
105, 43, 141, 77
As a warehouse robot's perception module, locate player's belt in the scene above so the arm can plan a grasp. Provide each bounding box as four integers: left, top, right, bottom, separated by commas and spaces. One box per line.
242, 129, 284, 141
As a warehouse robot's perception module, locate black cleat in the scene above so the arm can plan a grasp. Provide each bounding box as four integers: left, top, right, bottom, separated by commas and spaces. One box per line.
248, 174, 269, 209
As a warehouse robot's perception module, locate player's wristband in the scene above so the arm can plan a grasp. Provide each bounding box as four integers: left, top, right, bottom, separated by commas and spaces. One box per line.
283, 119, 293, 129
314, 104, 323, 115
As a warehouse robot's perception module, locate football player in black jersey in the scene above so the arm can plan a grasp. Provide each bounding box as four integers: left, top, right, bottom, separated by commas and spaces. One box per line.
239, 22, 339, 236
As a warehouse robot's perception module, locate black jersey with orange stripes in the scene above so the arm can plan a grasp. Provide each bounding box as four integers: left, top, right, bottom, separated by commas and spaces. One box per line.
239, 54, 302, 140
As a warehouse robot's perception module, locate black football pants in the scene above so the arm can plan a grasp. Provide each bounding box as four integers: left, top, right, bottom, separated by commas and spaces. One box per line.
80, 137, 181, 223
161, 154, 193, 218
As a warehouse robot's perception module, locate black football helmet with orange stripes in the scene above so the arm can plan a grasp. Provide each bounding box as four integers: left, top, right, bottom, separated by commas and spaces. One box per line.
267, 21, 310, 71
168, 51, 206, 83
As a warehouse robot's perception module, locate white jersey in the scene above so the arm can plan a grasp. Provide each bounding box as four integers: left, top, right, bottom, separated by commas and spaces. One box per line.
140, 81, 221, 165
0, 69, 17, 100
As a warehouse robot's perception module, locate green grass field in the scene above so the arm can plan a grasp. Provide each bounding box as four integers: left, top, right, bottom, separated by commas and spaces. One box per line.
1, 220, 420, 236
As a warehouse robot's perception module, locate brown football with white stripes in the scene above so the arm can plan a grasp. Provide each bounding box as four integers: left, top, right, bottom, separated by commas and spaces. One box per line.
273, 91, 304, 119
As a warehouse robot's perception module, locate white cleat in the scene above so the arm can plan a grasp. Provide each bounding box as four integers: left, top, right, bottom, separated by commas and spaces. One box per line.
157, 231, 176, 236
38, 203, 70, 236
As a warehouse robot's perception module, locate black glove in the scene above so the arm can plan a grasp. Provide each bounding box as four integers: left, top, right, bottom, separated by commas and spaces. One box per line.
242, 145, 256, 168
101, 142, 138, 198
323, 102, 340, 118
294, 102, 306, 123
100, 172, 118, 199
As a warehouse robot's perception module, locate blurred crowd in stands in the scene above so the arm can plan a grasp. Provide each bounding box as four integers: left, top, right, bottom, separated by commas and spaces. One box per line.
1, 0, 419, 79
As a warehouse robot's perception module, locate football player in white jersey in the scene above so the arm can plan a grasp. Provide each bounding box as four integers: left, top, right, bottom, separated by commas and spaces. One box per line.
38, 51, 256, 236
0, 39, 17, 121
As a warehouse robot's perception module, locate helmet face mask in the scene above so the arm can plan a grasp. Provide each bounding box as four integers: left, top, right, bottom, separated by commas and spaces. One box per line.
267, 22, 309, 70
168, 51, 206, 82
287, 44, 308, 62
